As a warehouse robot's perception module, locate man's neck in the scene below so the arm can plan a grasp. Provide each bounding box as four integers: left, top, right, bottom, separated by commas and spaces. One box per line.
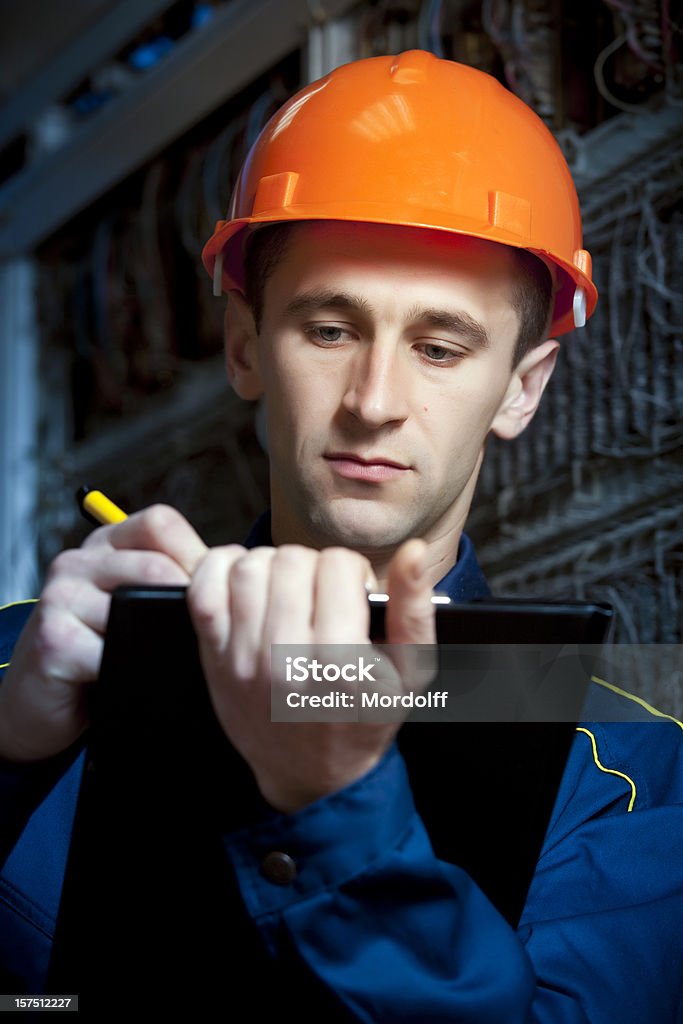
365, 528, 463, 592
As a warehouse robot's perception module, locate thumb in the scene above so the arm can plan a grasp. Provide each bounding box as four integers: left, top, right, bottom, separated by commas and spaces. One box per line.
385, 539, 436, 646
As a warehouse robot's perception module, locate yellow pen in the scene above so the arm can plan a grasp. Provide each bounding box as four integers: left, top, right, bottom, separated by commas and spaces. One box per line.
76, 486, 128, 526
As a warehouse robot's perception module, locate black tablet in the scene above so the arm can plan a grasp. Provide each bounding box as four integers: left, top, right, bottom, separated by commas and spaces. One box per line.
46, 587, 613, 1008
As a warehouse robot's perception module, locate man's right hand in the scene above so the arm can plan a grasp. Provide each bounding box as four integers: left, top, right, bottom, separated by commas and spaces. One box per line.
0, 505, 207, 764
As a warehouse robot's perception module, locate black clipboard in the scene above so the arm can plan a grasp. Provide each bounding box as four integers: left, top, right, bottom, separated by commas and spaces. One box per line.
46, 587, 612, 1008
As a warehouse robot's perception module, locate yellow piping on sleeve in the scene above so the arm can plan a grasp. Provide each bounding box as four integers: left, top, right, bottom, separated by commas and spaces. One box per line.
0, 598, 38, 614
0, 598, 38, 670
591, 676, 683, 731
576, 726, 637, 812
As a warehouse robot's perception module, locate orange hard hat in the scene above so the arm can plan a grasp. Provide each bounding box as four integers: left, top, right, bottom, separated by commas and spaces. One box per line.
201, 50, 596, 336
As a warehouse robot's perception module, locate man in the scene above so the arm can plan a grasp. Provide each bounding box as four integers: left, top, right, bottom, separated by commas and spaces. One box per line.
1, 51, 682, 1020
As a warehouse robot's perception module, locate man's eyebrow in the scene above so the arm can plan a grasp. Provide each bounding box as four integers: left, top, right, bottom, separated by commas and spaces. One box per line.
284, 291, 374, 318
406, 306, 491, 349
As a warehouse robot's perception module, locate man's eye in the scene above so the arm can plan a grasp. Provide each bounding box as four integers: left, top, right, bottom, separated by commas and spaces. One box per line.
307, 326, 346, 344
422, 343, 462, 362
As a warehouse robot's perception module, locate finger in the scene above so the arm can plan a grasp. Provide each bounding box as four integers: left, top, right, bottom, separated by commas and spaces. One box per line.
47, 611, 107, 685
85, 504, 207, 576
18, 601, 106, 686
89, 548, 195, 590
44, 546, 190, 620
188, 545, 245, 654
40, 572, 112, 637
263, 545, 318, 645
385, 539, 436, 646
227, 547, 277, 680
313, 548, 371, 644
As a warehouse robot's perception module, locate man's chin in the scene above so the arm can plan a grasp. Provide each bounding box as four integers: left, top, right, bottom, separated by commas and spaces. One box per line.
310, 500, 417, 552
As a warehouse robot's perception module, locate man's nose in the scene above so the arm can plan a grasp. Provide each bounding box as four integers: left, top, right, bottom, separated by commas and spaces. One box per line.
341, 340, 410, 428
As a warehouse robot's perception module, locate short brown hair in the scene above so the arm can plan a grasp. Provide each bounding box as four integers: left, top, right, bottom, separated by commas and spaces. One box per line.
509, 249, 554, 365
243, 223, 553, 367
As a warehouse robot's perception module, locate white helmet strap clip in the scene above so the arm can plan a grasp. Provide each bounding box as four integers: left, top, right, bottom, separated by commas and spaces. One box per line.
573, 286, 587, 329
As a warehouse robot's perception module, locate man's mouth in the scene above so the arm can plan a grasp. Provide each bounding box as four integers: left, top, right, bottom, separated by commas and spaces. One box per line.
324, 452, 411, 483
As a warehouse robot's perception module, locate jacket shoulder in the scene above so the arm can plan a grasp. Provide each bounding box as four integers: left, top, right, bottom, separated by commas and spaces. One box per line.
547, 678, 683, 845
582, 677, 683, 809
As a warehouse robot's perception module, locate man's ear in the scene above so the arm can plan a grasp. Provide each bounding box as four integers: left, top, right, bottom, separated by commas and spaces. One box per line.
490, 339, 560, 440
223, 290, 263, 400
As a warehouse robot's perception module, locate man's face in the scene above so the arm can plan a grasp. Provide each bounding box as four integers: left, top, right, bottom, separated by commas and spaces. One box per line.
245, 221, 524, 554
